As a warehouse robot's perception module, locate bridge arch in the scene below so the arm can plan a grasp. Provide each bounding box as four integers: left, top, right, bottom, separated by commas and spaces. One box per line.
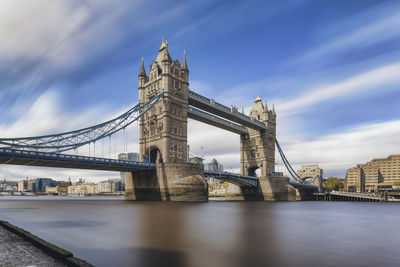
248, 166, 262, 177
146, 146, 162, 163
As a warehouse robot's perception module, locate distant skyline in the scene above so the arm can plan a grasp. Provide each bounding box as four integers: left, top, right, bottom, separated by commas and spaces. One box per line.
1, 0, 400, 181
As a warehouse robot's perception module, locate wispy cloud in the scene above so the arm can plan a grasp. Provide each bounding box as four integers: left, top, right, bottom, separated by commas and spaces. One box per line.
0, 88, 141, 181
278, 119, 400, 177
274, 61, 400, 116
305, 11, 400, 61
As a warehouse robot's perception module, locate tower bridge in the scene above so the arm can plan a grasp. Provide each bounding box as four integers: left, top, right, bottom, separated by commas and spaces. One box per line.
0, 40, 317, 201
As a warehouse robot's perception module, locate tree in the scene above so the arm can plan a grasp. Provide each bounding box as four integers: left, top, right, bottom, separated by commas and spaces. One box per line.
324, 177, 344, 191
393, 181, 400, 187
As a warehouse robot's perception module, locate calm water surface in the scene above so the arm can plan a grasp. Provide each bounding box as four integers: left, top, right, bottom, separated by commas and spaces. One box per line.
0, 196, 399, 267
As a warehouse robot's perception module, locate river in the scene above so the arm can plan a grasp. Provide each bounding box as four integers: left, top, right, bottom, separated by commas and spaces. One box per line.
0, 196, 399, 267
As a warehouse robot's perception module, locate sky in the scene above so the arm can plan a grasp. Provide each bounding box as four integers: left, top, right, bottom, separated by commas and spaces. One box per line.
1, 0, 400, 181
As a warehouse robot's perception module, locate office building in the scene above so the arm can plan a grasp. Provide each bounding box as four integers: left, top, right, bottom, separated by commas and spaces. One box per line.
345, 154, 400, 192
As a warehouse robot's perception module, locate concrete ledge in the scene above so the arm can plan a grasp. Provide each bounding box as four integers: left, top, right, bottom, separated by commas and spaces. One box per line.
0, 220, 93, 267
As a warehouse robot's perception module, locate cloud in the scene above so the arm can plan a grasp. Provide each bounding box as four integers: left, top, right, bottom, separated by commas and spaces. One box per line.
306, 11, 400, 61
0, 0, 189, 114
0, 88, 142, 181
277, 119, 400, 177
0, 89, 111, 137
274, 61, 400, 116
187, 118, 240, 166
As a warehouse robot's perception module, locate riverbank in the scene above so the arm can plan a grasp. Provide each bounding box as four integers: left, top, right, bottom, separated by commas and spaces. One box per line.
0, 220, 93, 267
0, 223, 65, 267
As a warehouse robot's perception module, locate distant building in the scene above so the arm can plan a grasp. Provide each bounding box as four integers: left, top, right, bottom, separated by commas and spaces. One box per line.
204, 158, 224, 173
68, 183, 99, 195
98, 178, 124, 193
297, 165, 324, 191
118, 152, 140, 162
34, 178, 58, 192
345, 154, 400, 192
58, 180, 72, 188
26, 179, 36, 192
118, 152, 139, 184
46, 181, 70, 195
18, 180, 28, 192
189, 157, 203, 164
46, 186, 61, 195
0, 179, 17, 192
207, 178, 228, 195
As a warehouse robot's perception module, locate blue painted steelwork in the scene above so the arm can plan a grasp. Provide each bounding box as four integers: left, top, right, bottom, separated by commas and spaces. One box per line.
187, 107, 248, 135
289, 181, 318, 189
275, 139, 305, 184
0, 147, 156, 172
307, 173, 319, 183
204, 170, 258, 187
0, 148, 315, 189
0, 92, 164, 153
188, 90, 266, 131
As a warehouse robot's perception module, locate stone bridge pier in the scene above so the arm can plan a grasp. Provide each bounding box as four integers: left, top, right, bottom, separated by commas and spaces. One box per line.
125, 162, 208, 202
225, 177, 297, 201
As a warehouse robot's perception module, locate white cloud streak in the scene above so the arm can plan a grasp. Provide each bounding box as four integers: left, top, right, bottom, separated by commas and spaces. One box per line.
0, 89, 141, 181
274, 61, 400, 116
279, 119, 400, 177
308, 11, 400, 60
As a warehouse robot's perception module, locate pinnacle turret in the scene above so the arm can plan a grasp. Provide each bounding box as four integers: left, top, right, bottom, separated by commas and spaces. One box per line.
138, 57, 147, 77
181, 51, 188, 72
157, 38, 172, 63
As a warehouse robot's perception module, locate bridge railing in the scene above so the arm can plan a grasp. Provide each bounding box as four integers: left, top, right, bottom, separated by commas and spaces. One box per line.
204, 170, 259, 187
0, 148, 155, 169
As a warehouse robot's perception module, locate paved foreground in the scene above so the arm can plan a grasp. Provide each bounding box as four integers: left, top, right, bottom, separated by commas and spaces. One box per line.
0, 225, 65, 267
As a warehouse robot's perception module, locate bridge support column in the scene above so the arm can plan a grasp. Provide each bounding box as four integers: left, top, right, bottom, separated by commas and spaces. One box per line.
225, 176, 296, 201
125, 162, 208, 202
294, 188, 318, 201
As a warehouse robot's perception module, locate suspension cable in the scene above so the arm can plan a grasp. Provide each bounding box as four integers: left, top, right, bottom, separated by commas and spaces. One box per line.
0, 91, 164, 153
275, 140, 304, 183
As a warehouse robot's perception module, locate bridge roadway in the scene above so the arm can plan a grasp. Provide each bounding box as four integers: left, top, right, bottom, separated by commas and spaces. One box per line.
188, 90, 267, 131
0, 148, 316, 190
0, 148, 155, 173
187, 107, 247, 135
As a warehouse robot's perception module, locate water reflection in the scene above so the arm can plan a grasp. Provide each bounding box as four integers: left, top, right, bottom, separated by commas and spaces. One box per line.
0, 197, 400, 267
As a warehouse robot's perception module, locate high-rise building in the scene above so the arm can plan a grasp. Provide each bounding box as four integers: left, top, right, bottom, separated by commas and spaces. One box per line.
204, 158, 224, 173
345, 154, 400, 192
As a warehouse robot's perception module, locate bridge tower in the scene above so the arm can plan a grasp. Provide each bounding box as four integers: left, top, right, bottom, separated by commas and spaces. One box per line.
138, 39, 189, 163
240, 97, 276, 177
126, 40, 207, 202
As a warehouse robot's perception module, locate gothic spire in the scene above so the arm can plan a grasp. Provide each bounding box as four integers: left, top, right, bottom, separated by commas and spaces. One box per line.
138, 57, 147, 77
157, 38, 171, 63
181, 50, 188, 71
